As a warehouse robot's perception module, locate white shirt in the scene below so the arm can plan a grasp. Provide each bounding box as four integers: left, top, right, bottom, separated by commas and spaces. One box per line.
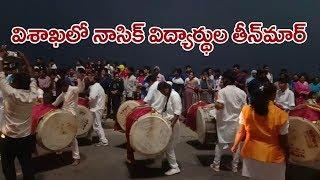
0, 90, 4, 130
214, 76, 222, 90
75, 65, 85, 71
160, 90, 182, 122
89, 83, 106, 112
37, 88, 44, 99
216, 85, 247, 143
144, 81, 166, 113
124, 75, 137, 98
51, 64, 57, 70
0, 72, 38, 138
172, 77, 184, 85
266, 72, 273, 83
52, 79, 84, 116
275, 88, 295, 110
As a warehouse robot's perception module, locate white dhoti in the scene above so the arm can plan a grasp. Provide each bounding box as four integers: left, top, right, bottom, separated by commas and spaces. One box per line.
92, 109, 108, 144
165, 121, 180, 169
213, 143, 241, 168
72, 138, 80, 160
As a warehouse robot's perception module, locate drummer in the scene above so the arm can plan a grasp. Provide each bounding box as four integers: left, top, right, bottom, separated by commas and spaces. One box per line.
87, 74, 109, 146
210, 70, 247, 173
0, 49, 37, 180
157, 82, 182, 176
52, 72, 85, 166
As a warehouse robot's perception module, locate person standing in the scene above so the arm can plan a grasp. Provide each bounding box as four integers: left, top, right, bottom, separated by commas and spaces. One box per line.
154, 66, 166, 82
210, 70, 247, 173
0, 50, 37, 180
52, 73, 85, 166
232, 83, 289, 180
123, 67, 137, 100
275, 77, 295, 111
110, 73, 124, 120
87, 74, 109, 146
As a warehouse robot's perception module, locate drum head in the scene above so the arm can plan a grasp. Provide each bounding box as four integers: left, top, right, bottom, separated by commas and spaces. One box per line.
76, 105, 94, 136
130, 113, 172, 155
117, 100, 143, 131
196, 107, 216, 144
289, 116, 320, 163
37, 110, 77, 151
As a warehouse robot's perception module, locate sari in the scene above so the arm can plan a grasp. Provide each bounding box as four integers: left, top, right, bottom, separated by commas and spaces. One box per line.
294, 81, 310, 105
184, 78, 200, 111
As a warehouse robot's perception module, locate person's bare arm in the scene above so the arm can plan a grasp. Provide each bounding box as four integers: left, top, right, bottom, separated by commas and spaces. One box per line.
170, 114, 179, 128
280, 134, 289, 162
231, 124, 246, 153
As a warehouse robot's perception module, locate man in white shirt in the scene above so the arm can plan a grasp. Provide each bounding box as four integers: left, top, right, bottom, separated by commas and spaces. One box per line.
157, 82, 182, 176
143, 74, 165, 112
0, 49, 37, 180
210, 70, 247, 173
87, 75, 108, 146
124, 67, 137, 100
53, 74, 85, 166
275, 77, 295, 111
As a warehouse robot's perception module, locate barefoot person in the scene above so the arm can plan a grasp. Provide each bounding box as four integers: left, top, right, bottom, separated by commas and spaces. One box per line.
0, 49, 37, 180
232, 83, 289, 180
210, 70, 247, 173
52, 73, 85, 166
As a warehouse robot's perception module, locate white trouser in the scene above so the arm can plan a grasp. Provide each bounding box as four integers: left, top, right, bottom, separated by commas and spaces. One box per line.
165, 121, 180, 169
213, 143, 241, 167
92, 109, 108, 144
72, 138, 80, 160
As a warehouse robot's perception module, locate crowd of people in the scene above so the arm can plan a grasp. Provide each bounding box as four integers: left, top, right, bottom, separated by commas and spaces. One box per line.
0, 46, 319, 180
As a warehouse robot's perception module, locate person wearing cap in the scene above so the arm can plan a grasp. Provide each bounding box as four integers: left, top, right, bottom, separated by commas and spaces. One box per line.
154, 66, 166, 82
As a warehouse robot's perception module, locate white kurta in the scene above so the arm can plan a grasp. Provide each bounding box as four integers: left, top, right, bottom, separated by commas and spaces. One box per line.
275, 88, 295, 110
215, 85, 247, 143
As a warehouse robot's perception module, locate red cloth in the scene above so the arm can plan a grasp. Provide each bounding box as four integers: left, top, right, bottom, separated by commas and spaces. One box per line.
78, 97, 89, 107
289, 104, 320, 121
32, 104, 57, 133
185, 101, 208, 131
125, 106, 152, 162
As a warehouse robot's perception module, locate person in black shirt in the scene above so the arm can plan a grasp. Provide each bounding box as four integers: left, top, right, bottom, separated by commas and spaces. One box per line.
110, 73, 124, 119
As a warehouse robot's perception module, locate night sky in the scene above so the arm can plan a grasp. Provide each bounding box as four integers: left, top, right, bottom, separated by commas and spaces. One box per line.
1, 0, 319, 75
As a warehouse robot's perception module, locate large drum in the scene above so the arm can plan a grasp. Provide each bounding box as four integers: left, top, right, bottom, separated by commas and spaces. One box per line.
35, 109, 78, 151
288, 116, 320, 163
196, 106, 217, 144
76, 105, 94, 136
185, 101, 208, 131
126, 106, 172, 155
117, 100, 145, 131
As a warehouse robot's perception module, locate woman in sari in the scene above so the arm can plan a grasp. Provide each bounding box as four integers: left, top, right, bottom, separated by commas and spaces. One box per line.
183, 71, 200, 111
293, 74, 310, 105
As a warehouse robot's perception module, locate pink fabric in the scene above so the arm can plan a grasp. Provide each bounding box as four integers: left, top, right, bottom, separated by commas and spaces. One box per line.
290, 104, 320, 121
294, 81, 310, 105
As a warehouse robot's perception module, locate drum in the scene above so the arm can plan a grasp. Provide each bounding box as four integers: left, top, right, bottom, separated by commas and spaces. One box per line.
76, 105, 94, 136
36, 109, 77, 151
186, 101, 208, 131
117, 100, 144, 131
288, 116, 320, 163
126, 106, 172, 156
196, 106, 217, 144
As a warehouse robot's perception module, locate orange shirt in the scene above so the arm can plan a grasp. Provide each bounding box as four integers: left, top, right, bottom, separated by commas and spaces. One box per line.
240, 102, 288, 163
